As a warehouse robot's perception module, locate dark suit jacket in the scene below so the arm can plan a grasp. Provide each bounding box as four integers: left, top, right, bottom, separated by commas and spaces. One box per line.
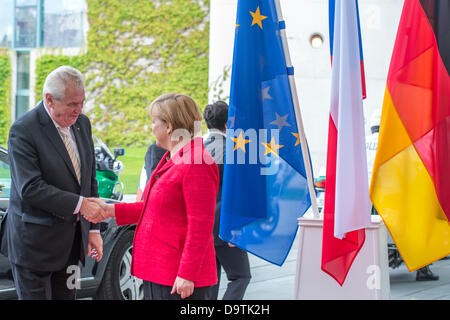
1, 101, 99, 272
203, 131, 227, 247
144, 142, 166, 183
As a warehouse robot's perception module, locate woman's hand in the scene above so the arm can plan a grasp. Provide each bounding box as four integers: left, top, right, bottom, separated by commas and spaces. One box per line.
171, 276, 194, 299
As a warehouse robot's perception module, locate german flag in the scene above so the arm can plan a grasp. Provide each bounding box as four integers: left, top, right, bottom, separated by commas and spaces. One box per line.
370, 0, 450, 271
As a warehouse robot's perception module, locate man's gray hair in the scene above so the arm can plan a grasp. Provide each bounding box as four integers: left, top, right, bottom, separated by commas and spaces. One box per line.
42, 66, 85, 101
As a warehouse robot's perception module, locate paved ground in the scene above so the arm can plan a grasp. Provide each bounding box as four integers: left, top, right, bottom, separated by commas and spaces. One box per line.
122, 195, 450, 300
217, 233, 450, 300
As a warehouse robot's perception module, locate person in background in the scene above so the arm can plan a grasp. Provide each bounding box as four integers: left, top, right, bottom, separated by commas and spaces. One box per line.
1, 66, 104, 300
144, 142, 166, 182
136, 142, 166, 201
366, 109, 439, 281
87, 93, 219, 300
203, 101, 251, 300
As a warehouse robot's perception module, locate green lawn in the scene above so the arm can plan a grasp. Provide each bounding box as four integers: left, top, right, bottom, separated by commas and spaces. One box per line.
1, 143, 148, 196
118, 146, 147, 194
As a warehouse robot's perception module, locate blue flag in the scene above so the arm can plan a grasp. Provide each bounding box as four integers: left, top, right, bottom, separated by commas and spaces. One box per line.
219, 0, 312, 266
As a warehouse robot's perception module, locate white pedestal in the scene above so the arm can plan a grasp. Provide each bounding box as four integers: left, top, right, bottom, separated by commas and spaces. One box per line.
294, 215, 390, 299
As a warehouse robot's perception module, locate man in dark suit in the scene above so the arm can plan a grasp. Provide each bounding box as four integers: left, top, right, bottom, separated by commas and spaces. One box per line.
1, 66, 105, 299
144, 142, 166, 182
203, 101, 251, 300
135, 142, 166, 202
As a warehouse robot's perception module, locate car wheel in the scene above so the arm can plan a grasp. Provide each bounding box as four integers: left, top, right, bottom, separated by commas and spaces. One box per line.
95, 230, 144, 300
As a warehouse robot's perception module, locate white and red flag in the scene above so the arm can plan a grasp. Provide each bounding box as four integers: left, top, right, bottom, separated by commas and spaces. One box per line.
321, 0, 372, 286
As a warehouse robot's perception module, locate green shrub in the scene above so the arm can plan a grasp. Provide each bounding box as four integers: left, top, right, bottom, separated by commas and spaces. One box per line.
34, 55, 85, 100
35, 0, 210, 148
0, 50, 11, 147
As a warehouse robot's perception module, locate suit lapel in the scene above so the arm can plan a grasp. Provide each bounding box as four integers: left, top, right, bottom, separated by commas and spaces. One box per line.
144, 138, 201, 196
146, 150, 172, 191
38, 102, 80, 185
140, 150, 170, 214
141, 139, 203, 215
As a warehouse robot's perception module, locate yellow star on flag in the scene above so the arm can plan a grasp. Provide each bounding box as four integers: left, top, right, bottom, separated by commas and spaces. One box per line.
250, 6, 267, 29
291, 132, 301, 146
231, 132, 251, 152
261, 137, 284, 157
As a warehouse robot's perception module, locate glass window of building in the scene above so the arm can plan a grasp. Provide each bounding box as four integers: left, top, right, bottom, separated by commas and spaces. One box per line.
16, 0, 38, 6
15, 52, 31, 118
15, 0, 38, 48
17, 53, 30, 91
0, 0, 14, 47
43, 0, 86, 47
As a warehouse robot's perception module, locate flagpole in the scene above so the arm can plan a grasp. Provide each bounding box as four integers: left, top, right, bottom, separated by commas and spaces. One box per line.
274, 0, 320, 219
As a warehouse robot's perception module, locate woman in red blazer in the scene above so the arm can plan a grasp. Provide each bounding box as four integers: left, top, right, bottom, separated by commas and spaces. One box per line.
88, 94, 219, 300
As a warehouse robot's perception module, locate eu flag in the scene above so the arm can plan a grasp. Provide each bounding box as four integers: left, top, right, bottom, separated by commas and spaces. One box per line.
219, 0, 312, 266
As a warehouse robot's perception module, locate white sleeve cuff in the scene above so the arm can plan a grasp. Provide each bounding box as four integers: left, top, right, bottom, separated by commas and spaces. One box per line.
75, 196, 83, 214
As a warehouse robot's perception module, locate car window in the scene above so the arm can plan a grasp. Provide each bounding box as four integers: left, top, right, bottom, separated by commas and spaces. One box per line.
0, 153, 11, 199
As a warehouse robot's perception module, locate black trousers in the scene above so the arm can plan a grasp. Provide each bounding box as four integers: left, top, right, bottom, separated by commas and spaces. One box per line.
209, 245, 251, 300
10, 223, 82, 300
143, 281, 212, 300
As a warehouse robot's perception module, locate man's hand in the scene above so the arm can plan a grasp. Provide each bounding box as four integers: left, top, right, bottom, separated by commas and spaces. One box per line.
88, 198, 115, 219
80, 198, 108, 223
171, 276, 194, 299
87, 232, 103, 262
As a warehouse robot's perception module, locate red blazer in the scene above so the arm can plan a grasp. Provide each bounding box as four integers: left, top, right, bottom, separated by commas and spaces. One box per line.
114, 138, 219, 287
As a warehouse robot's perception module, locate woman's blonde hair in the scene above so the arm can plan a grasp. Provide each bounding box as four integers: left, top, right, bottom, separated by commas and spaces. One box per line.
149, 93, 202, 137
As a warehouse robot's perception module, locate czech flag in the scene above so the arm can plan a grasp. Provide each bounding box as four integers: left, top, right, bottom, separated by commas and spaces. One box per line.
321, 0, 372, 286
329, 0, 366, 99
370, 0, 450, 271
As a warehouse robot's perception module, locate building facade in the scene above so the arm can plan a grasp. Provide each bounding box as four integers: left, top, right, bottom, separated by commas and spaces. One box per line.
208, 0, 404, 176
0, 0, 87, 122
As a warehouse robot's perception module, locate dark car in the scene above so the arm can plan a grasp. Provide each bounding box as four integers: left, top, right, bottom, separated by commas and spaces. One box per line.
0, 145, 143, 300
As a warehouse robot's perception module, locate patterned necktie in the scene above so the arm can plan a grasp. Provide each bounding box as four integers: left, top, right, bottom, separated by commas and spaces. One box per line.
58, 127, 81, 184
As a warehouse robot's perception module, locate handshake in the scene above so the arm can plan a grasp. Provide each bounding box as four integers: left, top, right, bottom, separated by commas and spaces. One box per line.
80, 197, 115, 224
